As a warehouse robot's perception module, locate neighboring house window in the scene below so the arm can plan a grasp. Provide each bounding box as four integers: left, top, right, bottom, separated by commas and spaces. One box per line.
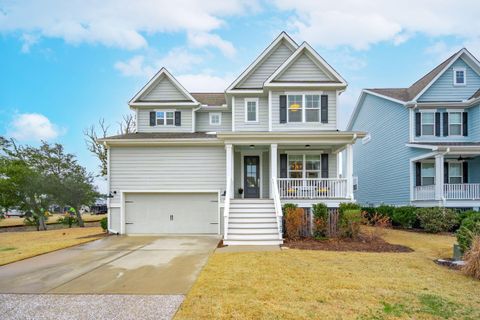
448, 112, 462, 136
421, 162, 435, 186
421, 112, 435, 136
287, 154, 322, 178
305, 94, 320, 122
245, 98, 258, 122
449, 162, 463, 184
156, 111, 174, 126
288, 155, 303, 178
453, 68, 466, 86
209, 112, 221, 125
287, 95, 303, 122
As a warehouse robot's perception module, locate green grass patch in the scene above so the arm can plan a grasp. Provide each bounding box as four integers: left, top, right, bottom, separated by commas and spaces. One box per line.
418, 294, 459, 319
0, 247, 16, 252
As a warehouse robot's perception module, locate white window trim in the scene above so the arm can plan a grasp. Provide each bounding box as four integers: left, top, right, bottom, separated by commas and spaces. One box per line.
420, 112, 435, 136
155, 109, 175, 126
421, 161, 435, 186
287, 154, 322, 179
209, 112, 222, 126
244, 98, 259, 123
448, 111, 463, 137
448, 161, 463, 184
286, 92, 323, 123
453, 67, 466, 86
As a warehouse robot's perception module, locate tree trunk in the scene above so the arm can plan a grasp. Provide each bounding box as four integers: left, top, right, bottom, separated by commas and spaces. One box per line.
74, 206, 85, 227
38, 214, 47, 231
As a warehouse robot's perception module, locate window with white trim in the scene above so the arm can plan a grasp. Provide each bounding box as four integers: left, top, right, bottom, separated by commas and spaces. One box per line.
286, 93, 322, 123
156, 111, 174, 126
245, 99, 258, 122
305, 155, 321, 178
209, 112, 221, 125
421, 162, 435, 186
287, 95, 303, 122
288, 155, 303, 178
448, 112, 462, 136
287, 154, 322, 178
305, 94, 320, 122
453, 68, 466, 86
449, 162, 463, 184
421, 112, 435, 136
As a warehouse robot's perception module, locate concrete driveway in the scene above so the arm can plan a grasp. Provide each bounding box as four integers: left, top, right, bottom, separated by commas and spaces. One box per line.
0, 235, 219, 294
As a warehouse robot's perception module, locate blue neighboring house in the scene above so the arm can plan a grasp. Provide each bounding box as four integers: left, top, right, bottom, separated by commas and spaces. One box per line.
348, 48, 480, 210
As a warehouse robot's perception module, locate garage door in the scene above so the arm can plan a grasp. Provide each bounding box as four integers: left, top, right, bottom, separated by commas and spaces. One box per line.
124, 193, 218, 234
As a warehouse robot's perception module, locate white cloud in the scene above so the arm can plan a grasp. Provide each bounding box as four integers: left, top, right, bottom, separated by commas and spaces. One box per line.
114, 56, 155, 78
0, 0, 259, 54
187, 32, 236, 57
7, 113, 62, 142
274, 0, 480, 51
20, 33, 39, 53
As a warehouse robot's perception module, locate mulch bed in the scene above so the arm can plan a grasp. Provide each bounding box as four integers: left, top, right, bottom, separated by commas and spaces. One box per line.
283, 236, 413, 253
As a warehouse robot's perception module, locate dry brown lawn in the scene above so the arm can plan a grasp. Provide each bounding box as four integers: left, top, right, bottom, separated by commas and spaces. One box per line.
0, 227, 105, 265
176, 228, 480, 320
0, 213, 106, 227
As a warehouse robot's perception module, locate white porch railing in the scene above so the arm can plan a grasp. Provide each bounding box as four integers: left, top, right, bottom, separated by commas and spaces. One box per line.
414, 185, 436, 200
444, 183, 480, 200
271, 178, 283, 238
277, 178, 348, 199
223, 176, 232, 239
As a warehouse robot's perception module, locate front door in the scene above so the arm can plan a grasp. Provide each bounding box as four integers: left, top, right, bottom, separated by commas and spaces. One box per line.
244, 156, 260, 198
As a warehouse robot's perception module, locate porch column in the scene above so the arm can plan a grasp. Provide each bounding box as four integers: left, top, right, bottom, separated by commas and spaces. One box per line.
270, 144, 278, 198
435, 154, 444, 200
225, 144, 233, 199
345, 144, 354, 200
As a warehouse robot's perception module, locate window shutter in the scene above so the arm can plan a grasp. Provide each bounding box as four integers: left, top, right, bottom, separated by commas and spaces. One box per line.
321, 154, 329, 178
149, 111, 156, 126
279, 95, 287, 124
280, 154, 287, 178
175, 111, 181, 126
463, 112, 468, 136
415, 113, 421, 136
463, 162, 469, 183
415, 162, 421, 186
435, 112, 440, 136
321, 95, 328, 123
443, 112, 449, 136
444, 162, 449, 184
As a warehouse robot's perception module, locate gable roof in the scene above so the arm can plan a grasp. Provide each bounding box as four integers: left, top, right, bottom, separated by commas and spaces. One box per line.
226, 32, 298, 92
129, 68, 198, 106
264, 42, 347, 87
191, 93, 226, 106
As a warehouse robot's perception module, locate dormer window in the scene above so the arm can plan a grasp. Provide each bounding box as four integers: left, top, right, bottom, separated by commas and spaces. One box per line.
453, 68, 466, 86
156, 111, 174, 126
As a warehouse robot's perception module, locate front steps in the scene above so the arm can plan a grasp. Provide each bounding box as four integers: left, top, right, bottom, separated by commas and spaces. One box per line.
224, 199, 283, 246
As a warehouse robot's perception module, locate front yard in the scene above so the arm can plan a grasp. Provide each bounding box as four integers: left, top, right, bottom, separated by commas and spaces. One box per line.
0, 227, 105, 265
176, 228, 480, 319
0, 213, 106, 228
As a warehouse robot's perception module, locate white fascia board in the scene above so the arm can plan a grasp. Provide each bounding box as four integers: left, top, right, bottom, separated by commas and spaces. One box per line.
130, 102, 199, 107
225, 89, 264, 94
346, 90, 367, 131
363, 89, 407, 105
100, 139, 223, 146
129, 68, 198, 105
405, 143, 439, 151
264, 42, 347, 86
226, 32, 298, 91
264, 82, 346, 88
410, 152, 439, 162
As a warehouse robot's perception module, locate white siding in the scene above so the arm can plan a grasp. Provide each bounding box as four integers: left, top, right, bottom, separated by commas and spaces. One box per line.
109, 146, 226, 205
328, 153, 337, 178
277, 52, 332, 82
137, 108, 193, 132
271, 90, 337, 131
195, 111, 232, 132
140, 75, 190, 101
234, 96, 269, 131
237, 41, 294, 89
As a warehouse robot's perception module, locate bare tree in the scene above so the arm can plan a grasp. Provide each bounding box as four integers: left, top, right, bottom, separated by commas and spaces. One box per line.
118, 114, 136, 135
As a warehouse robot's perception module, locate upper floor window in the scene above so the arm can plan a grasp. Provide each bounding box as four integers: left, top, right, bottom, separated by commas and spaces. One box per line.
209, 112, 221, 126
287, 94, 322, 123
305, 95, 320, 122
448, 112, 462, 136
245, 98, 258, 122
421, 112, 435, 136
453, 68, 466, 86
156, 111, 174, 126
287, 95, 303, 122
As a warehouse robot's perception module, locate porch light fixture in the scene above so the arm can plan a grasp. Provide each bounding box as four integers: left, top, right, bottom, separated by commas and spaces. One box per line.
249, 145, 255, 149
305, 144, 311, 149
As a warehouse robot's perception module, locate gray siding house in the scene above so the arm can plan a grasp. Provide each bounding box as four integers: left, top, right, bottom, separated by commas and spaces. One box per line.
348, 48, 480, 210
101, 32, 366, 245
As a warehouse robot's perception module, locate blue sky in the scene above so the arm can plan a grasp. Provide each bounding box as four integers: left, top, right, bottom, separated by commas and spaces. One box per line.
1, 0, 479, 191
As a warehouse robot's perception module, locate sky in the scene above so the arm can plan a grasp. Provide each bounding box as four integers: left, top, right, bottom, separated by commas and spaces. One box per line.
1, 0, 480, 192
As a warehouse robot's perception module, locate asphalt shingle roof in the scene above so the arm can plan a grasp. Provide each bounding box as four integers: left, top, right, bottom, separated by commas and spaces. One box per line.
191, 93, 226, 106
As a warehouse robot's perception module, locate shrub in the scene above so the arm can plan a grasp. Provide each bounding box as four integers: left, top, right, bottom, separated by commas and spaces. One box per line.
282, 203, 298, 215
417, 207, 458, 233
312, 203, 328, 238
100, 217, 108, 231
58, 214, 78, 228
376, 204, 396, 219
456, 213, 480, 253
340, 209, 362, 238
339, 202, 360, 214
284, 207, 304, 241
462, 236, 480, 280
392, 206, 417, 228
361, 207, 377, 224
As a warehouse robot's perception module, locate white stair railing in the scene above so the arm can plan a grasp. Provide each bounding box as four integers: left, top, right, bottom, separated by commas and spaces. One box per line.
223, 176, 232, 240
271, 177, 283, 240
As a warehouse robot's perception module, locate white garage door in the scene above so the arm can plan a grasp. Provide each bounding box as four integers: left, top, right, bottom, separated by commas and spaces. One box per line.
124, 193, 218, 234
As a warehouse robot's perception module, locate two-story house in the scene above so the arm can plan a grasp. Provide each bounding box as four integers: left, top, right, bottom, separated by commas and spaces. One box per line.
100, 32, 366, 245
348, 48, 480, 210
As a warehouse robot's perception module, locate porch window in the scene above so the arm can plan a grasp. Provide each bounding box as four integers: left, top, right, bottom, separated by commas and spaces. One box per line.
449, 162, 463, 184
421, 112, 435, 136
288, 155, 303, 178
288, 154, 322, 178
287, 95, 303, 122
156, 111, 174, 126
305, 155, 321, 178
421, 162, 435, 186
448, 112, 462, 136
245, 98, 258, 122
305, 95, 320, 122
